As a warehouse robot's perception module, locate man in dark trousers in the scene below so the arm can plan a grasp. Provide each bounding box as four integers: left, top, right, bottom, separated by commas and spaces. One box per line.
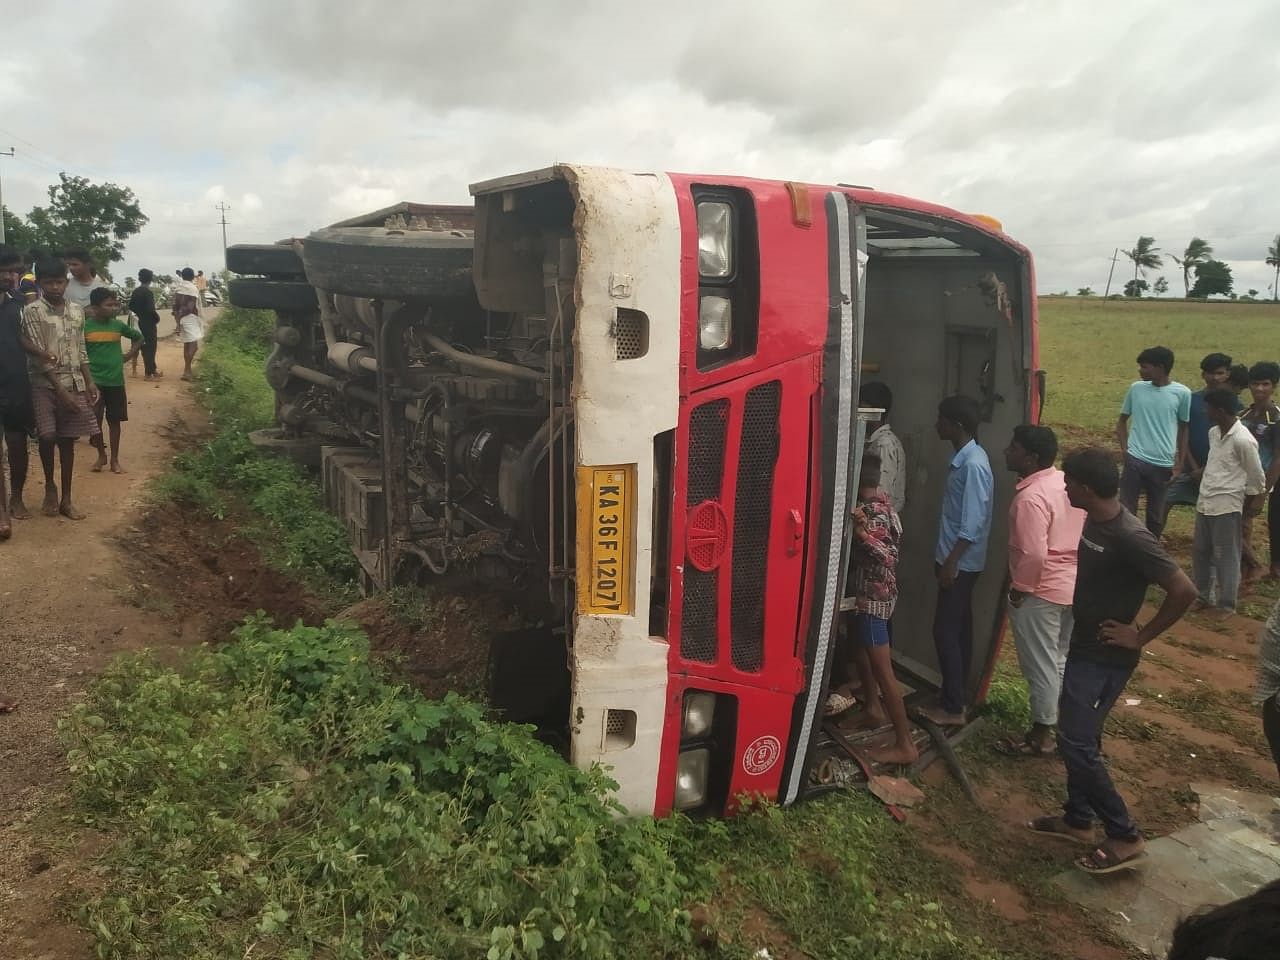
0, 247, 34, 539
127, 269, 163, 380
1028, 448, 1195, 874
921, 395, 994, 726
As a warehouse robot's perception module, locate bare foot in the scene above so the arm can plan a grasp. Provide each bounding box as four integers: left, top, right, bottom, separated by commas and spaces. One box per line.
0, 518, 10, 541
91, 456, 107, 472
110, 462, 124, 474
59, 502, 86, 521
42, 489, 59, 517
867, 742, 919, 765
0, 694, 16, 713
9, 497, 31, 520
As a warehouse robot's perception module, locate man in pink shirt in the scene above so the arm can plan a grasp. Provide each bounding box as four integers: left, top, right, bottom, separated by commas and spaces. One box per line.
996, 425, 1087, 756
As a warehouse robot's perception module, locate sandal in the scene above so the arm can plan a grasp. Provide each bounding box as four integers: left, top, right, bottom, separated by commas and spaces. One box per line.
1027, 814, 1093, 844
1076, 838, 1146, 874
824, 692, 858, 717
993, 733, 1057, 758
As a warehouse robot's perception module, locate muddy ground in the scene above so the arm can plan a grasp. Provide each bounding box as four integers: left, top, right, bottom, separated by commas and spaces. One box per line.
1, 330, 1276, 957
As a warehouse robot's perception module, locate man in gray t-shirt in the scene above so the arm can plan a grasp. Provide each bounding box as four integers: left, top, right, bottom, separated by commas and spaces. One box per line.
1028, 448, 1195, 875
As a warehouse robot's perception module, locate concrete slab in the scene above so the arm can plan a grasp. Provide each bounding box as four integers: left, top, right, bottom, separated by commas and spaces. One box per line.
1053, 782, 1280, 956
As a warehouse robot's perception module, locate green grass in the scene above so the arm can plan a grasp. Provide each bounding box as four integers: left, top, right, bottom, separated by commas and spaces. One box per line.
62, 617, 1000, 960
153, 306, 358, 598
1038, 297, 1280, 441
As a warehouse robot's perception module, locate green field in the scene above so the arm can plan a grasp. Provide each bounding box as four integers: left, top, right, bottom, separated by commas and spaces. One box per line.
1038, 297, 1280, 443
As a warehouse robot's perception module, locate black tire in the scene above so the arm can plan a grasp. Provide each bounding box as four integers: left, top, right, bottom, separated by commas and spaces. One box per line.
302, 226, 474, 299
248, 428, 322, 469
228, 278, 317, 311
226, 243, 305, 277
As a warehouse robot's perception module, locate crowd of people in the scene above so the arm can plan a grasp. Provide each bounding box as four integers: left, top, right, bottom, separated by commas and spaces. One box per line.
831, 348, 1280, 877
0, 245, 206, 544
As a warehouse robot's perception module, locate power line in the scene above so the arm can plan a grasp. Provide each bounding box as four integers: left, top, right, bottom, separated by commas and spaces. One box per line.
0, 147, 14, 244
216, 200, 231, 252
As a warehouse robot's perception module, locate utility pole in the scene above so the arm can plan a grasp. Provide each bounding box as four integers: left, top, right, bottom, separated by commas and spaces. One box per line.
0, 147, 15, 245
1103, 247, 1120, 299
215, 201, 230, 251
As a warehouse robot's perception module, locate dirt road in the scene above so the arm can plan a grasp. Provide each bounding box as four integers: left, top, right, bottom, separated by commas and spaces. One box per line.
0, 318, 214, 958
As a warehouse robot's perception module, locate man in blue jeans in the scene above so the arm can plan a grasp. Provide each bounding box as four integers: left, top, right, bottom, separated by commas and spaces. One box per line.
920, 395, 994, 727
1028, 448, 1195, 874
1116, 345, 1191, 537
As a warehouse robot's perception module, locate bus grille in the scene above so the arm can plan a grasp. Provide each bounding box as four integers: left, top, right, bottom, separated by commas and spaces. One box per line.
730, 381, 780, 671
682, 398, 728, 663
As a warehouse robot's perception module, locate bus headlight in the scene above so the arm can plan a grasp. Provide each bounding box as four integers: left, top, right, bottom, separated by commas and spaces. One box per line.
682, 691, 716, 738
674, 748, 711, 810
697, 201, 733, 278
698, 296, 732, 350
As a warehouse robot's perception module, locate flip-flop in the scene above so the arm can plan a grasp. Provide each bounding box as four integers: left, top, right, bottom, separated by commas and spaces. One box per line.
993, 735, 1057, 758
824, 692, 858, 717
1027, 815, 1093, 844
1076, 839, 1147, 874
0, 700, 17, 714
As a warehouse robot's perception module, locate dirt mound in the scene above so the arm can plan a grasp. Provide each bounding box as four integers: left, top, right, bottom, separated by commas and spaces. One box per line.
117, 501, 326, 637
338, 588, 527, 701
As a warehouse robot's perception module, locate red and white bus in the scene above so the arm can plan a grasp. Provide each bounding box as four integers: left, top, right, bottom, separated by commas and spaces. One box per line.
231, 164, 1039, 816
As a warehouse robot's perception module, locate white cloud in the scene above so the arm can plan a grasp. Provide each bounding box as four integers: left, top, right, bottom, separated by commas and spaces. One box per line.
0, 0, 1275, 299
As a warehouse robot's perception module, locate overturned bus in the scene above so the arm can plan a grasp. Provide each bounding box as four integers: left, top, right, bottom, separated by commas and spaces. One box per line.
227, 165, 1041, 816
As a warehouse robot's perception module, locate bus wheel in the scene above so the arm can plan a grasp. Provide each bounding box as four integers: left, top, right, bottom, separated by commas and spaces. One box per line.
301, 226, 474, 300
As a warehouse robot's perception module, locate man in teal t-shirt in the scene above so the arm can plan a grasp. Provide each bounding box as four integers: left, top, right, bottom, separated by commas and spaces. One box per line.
83, 288, 142, 474
1116, 345, 1191, 537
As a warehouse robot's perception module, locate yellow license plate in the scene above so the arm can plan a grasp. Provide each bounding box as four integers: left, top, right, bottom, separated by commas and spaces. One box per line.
576, 464, 635, 615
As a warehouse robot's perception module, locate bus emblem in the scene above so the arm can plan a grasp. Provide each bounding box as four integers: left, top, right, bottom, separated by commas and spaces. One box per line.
742, 735, 781, 775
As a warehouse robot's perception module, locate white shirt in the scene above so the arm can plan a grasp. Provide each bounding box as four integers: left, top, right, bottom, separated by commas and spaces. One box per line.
65, 274, 109, 308
866, 423, 907, 513
1197, 419, 1265, 517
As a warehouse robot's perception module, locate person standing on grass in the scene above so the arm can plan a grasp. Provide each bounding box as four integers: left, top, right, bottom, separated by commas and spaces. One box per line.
0, 247, 35, 540
921, 395, 994, 727
1028, 448, 1195, 875
860, 381, 907, 513
127, 269, 163, 380
994, 425, 1085, 757
172, 267, 203, 381
1193, 388, 1266, 614
1239, 362, 1280, 583
1116, 345, 1191, 538
840, 452, 918, 764
20, 257, 100, 520
83, 288, 142, 474
1165, 352, 1236, 522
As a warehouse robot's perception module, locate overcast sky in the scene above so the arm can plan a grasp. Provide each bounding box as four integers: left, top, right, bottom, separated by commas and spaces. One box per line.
2, 0, 1277, 297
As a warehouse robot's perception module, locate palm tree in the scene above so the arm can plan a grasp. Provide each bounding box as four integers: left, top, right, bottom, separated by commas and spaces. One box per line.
1171, 237, 1214, 298
1124, 236, 1163, 288
1267, 234, 1280, 303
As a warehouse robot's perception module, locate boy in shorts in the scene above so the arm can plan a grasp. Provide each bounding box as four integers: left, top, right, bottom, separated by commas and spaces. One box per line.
83, 288, 142, 473
20, 258, 100, 519
843, 452, 918, 764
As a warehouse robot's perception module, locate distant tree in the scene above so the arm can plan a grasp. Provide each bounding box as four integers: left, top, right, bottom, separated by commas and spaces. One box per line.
1124, 236, 1162, 290
0, 205, 39, 260
123, 276, 137, 294
1124, 278, 1149, 298
22, 172, 148, 270
1170, 237, 1213, 298
1076, 286, 1095, 297
1153, 276, 1170, 296
1248, 289, 1259, 298
1189, 259, 1234, 298
1267, 233, 1280, 302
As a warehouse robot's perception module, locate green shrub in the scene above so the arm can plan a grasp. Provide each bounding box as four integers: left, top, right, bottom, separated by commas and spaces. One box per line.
63, 617, 708, 959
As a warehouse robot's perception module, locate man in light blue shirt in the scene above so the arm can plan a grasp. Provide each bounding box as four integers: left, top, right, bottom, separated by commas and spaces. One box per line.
1116, 345, 1192, 537
921, 395, 995, 726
